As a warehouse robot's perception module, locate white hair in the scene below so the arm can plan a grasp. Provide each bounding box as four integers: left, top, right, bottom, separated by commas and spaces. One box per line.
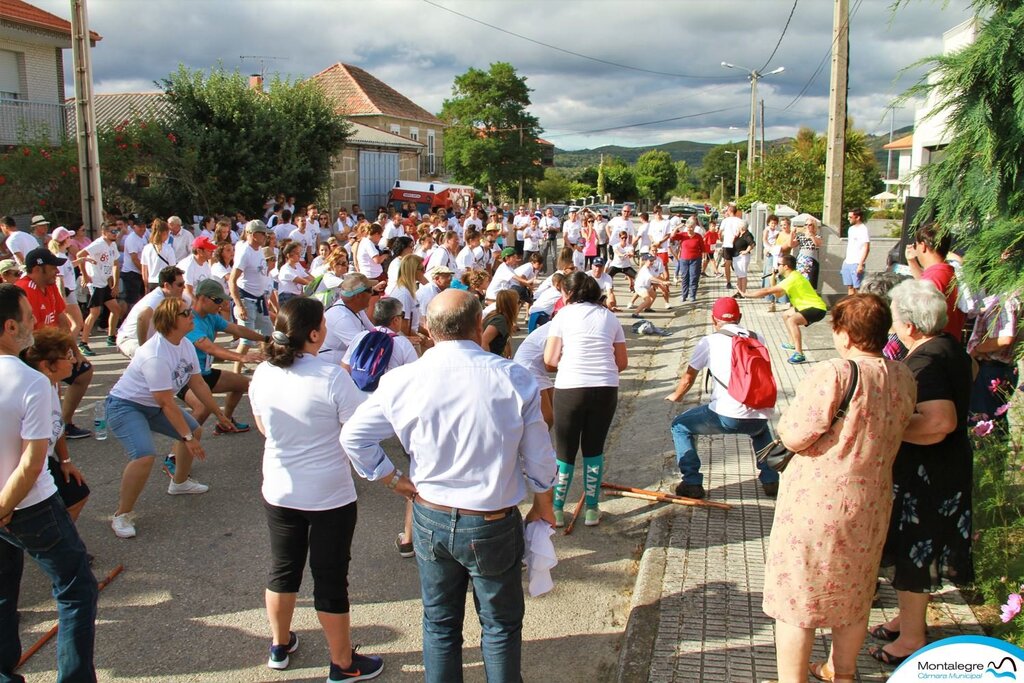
890, 278, 948, 336
167, 215, 182, 227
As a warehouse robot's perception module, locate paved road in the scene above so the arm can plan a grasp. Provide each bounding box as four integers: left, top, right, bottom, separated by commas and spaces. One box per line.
14, 279, 689, 682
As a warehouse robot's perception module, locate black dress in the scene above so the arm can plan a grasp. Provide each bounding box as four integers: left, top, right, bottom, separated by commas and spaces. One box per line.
483, 313, 510, 356
881, 334, 974, 592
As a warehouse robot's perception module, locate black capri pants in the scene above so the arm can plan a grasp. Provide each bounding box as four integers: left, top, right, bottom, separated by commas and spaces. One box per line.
263, 499, 357, 614
552, 386, 618, 465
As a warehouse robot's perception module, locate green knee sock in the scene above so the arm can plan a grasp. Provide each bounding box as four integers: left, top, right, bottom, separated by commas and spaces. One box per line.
583, 454, 605, 508
553, 460, 575, 510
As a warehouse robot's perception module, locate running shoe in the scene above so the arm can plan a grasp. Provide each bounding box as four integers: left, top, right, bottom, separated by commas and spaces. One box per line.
161, 454, 176, 478
78, 342, 96, 357
111, 513, 136, 539
584, 507, 601, 527
395, 533, 414, 559
327, 647, 384, 681
64, 423, 93, 440
787, 352, 807, 364
779, 341, 795, 350
167, 478, 209, 495
214, 419, 250, 435
553, 509, 565, 528
106, 336, 116, 347
267, 631, 298, 670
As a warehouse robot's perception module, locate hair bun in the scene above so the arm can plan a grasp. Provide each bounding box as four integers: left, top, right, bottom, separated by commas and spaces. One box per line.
271, 330, 291, 345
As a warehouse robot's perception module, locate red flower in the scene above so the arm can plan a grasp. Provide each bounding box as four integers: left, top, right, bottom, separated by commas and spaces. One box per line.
118, 143, 128, 150
71, 165, 78, 173
39, 200, 46, 207
167, 133, 177, 143
22, 148, 30, 156
0, 175, 5, 185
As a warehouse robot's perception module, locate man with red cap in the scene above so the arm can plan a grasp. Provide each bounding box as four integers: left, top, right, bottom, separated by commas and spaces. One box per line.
177, 235, 217, 301
664, 296, 780, 499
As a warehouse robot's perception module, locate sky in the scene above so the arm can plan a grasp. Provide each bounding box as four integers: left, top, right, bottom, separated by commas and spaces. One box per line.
36, 0, 975, 151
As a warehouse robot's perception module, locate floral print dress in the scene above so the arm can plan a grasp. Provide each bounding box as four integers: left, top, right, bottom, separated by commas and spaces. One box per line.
881, 334, 975, 591
763, 357, 917, 628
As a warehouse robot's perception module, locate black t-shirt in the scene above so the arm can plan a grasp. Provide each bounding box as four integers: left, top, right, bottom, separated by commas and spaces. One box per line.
733, 231, 755, 255
483, 313, 510, 355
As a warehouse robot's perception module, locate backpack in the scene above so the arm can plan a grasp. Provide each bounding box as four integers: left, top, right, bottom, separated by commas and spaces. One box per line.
349, 330, 396, 391
708, 328, 777, 409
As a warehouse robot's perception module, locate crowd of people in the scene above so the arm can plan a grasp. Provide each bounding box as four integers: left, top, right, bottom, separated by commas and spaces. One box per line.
0, 198, 1020, 683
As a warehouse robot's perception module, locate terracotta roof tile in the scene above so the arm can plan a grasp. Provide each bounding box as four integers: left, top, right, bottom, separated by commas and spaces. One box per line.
310, 63, 443, 127
882, 133, 913, 150
0, 0, 101, 41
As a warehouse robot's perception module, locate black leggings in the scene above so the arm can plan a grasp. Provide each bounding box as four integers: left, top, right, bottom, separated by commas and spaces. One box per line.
263, 499, 357, 613
552, 386, 618, 465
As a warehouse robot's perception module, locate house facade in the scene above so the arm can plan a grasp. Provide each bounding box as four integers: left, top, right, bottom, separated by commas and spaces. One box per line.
0, 0, 100, 146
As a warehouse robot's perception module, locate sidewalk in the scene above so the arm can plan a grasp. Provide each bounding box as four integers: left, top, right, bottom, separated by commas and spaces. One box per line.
617, 273, 983, 683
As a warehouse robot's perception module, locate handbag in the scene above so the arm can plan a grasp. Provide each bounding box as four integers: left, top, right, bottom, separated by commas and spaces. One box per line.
755, 359, 859, 474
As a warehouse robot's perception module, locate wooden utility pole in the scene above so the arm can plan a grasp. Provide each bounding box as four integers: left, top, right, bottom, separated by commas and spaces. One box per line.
822, 0, 849, 231
70, 0, 103, 236
760, 98, 765, 164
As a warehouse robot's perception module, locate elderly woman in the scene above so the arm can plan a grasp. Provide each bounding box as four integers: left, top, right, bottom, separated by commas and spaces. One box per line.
248, 297, 383, 680
731, 220, 755, 295
106, 297, 235, 539
868, 279, 974, 667
763, 294, 917, 683
795, 216, 824, 289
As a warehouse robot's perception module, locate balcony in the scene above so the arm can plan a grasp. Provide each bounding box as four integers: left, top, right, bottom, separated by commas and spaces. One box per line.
0, 98, 70, 146
419, 154, 446, 179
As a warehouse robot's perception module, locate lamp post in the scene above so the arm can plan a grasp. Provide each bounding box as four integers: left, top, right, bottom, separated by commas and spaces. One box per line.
721, 62, 784, 173
723, 150, 741, 203
714, 175, 724, 209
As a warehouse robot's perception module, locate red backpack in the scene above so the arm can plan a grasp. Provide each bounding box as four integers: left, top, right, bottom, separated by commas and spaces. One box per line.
709, 329, 777, 409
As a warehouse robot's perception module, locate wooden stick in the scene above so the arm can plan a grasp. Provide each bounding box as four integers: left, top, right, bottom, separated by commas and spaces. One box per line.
17, 564, 124, 669
563, 489, 587, 536
601, 482, 732, 510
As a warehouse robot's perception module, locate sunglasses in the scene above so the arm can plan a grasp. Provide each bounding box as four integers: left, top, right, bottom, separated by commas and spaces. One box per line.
177, 309, 193, 318
209, 296, 225, 305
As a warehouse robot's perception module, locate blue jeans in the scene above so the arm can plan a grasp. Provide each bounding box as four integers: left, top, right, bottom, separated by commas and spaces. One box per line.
412, 502, 525, 683
669, 404, 778, 485
678, 258, 701, 301
0, 494, 97, 683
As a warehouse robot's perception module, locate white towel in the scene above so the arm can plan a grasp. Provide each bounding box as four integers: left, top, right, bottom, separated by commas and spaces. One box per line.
524, 521, 557, 597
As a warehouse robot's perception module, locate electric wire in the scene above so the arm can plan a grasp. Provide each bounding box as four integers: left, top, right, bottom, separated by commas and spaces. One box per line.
758, 0, 800, 73
781, 0, 864, 112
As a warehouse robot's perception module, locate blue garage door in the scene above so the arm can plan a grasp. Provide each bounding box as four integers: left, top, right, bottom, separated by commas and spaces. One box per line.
359, 151, 399, 214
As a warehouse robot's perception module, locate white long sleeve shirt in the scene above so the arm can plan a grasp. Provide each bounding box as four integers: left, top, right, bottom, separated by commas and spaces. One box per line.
340, 340, 557, 510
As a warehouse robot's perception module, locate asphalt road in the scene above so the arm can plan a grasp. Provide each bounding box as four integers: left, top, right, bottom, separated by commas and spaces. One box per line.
13, 280, 694, 683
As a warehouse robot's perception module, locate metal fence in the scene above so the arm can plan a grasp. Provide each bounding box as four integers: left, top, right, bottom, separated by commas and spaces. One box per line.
419, 154, 445, 178
0, 98, 70, 146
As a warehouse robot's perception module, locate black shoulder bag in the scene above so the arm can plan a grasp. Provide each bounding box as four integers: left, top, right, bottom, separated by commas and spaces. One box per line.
755, 360, 859, 474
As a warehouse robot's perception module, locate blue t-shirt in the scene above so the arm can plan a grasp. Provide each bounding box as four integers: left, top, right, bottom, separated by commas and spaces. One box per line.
186, 311, 229, 375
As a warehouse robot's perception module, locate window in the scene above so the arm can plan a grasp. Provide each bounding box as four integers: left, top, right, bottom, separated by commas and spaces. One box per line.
427, 129, 436, 175
0, 50, 23, 100
389, 123, 401, 136
409, 127, 419, 142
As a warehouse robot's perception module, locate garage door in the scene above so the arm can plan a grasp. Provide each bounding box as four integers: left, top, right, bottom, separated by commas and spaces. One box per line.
359, 151, 399, 214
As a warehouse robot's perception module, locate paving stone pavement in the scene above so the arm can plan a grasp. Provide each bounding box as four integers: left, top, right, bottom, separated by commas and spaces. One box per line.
625, 272, 984, 683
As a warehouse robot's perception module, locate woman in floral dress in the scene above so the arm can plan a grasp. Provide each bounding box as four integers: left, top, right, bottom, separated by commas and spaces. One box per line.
795, 216, 823, 289
763, 294, 916, 682
869, 279, 974, 667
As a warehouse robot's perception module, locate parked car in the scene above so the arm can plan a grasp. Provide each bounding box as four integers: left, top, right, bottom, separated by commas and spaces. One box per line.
542, 203, 568, 219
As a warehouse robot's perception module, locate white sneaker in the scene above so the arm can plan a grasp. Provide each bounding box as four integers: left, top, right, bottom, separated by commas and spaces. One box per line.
111, 513, 136, 538
167, 478, 209, 495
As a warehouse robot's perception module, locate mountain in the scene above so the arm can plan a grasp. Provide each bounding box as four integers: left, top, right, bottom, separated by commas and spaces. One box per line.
554, 124, 915, 170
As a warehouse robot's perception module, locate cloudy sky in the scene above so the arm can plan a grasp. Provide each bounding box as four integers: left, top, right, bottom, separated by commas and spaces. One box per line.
37, 0, 974, 150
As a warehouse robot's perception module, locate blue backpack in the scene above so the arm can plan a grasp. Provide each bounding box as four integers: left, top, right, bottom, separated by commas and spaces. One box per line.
349, 330, 396, 391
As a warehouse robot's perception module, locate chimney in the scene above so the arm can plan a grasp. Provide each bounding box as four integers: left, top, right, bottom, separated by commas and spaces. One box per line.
249, 74, 263, 91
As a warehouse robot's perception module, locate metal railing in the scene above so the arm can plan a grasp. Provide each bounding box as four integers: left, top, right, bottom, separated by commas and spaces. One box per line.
0, 98, 70, 146
419, 155, 445, 178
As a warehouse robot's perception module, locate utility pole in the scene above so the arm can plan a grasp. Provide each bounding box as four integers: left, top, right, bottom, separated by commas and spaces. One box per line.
760, 98, 766, 164
885, 106, 895, 181
70, 0, 103, 236
518, 124, 524, 204
722, 62, 784, 174
822, 0, 850, 231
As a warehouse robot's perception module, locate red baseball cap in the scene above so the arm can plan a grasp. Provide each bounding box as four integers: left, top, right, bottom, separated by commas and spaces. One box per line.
192, 236, 216, 251
711, 297, 741, 323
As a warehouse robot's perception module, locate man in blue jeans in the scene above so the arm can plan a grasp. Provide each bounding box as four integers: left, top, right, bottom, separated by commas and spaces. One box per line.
0, 284, 98, 682
341, 288, 557, 683
665, 296, 780, 499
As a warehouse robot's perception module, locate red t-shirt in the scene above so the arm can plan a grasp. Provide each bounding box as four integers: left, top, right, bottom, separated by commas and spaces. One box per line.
679, 235, 705, 260
16, 276, 66, 330
920, 262, 964, 339
703, 230, 720, 254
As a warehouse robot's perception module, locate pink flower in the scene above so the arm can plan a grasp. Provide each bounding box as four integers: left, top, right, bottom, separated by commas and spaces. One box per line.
995, 404, 1010, 417
1000, 593, 1022, 623
990, 378, 1003, 394
973, 420, 994, 437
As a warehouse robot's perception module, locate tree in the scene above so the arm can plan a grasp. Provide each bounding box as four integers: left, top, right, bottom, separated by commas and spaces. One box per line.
668, 160, 694, 199
159, 66, 350, 215
697, 142, 745, 196
895, 0, 1024, 295
601, 157, 637, 202
440, 62, 543, 201
634, 150, 678, 201
535, 168, 572, 202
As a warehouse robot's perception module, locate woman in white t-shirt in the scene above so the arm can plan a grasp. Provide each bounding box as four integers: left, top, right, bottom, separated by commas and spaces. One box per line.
106, 297, 235, 539
49, 228, 85, 340
385, 254, 425, 347
277, 243, 312, 305
542, 272, 628, 528
140, 219, 177, 292
248, 296, 384, 679
356, 224, 387, 280
384, 236, 415, 285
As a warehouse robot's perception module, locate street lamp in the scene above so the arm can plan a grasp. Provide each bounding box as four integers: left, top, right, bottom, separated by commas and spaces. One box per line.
723, 150, 741, 203
713, 175, 725, 209
721, 62, 784, 173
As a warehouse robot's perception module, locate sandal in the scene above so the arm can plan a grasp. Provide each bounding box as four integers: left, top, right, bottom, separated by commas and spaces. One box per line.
868, 644, 911, 667
868, 623, 900, 642
809, 661, 856, 682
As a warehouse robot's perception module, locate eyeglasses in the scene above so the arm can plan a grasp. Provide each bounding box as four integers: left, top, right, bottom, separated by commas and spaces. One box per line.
177, 309, 193, 318
210, 296, 225, 305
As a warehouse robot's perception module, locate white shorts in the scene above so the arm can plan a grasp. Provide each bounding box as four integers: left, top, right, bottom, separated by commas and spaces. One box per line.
635, 286, 651, 299
732, 254, 751, 278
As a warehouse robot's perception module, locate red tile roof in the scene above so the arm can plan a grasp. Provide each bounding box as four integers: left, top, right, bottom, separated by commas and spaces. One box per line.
883, 133, 913, 150
309, 63, 442, 127
0, 0, 101, 41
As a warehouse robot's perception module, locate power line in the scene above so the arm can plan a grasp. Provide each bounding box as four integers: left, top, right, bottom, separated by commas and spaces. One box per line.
781, 0, 864, 112
540, 105, 749, 138
758, 0, 799, 73
421, 0, 735, 80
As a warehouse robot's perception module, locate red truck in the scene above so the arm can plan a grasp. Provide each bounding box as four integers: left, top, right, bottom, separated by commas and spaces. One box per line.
387, 180, 476, 216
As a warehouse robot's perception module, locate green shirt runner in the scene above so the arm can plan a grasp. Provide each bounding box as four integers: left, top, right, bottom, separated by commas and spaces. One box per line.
779, 270, 827, 312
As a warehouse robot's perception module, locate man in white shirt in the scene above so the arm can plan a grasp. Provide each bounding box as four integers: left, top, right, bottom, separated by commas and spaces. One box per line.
177, 236, 216, 301
841, 207, 870, 295
116, 266, 184, 359
588, 257, 618, 310
1, 216, 38, 267
606, 205, 635, 242
485, 248, 531, 301
512, 205, 530, 254
416, 265, 453, 314
340, 288, 556, 683
77, 221, 125, 354
321, 272, 378, 366
664, 297, 779, 499
562, 208, 582, 247
647, 206, 672, 272
462, 207, 484, 234
272, 210, 294, 244
288, 216, 317, 264
167, 215, 195, 263
718, 204, 743, 289
0, 283, 98, 682
121, 216, 147, 307
538, 208, 561, 274
229, 220, 272, 367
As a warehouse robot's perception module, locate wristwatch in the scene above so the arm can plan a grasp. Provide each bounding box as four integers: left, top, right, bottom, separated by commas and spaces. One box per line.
386, 468, 403, 490
181, 433, 194, 442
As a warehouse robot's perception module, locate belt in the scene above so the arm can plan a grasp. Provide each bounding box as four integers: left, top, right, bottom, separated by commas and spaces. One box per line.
414, 496, 513, 521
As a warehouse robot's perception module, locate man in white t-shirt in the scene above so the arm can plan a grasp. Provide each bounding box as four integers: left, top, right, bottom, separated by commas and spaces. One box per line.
321, 272, 378, 366
177, 236, 216, 301
116, 266, 184, 359
288, 217, 317, 264
647, 206, 672, 272
561, 209, 582, 247
167, 215, 195, 263
538, 208, 561, 274
718, 204, 743, 289
0, 283, 98, 681
229, 220, 272, 369
606, 205, 635, 243
462, 207, 484, 234
841, 207, 870, 295
664, 297, 778, 499
485, 248, 531, 301
272, 210, 294, 244
417, 265, 453, 314
1, 216, 38, 267
77, 221, 125, 354
120, 217, 148, 307
588, 257, 618, 310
